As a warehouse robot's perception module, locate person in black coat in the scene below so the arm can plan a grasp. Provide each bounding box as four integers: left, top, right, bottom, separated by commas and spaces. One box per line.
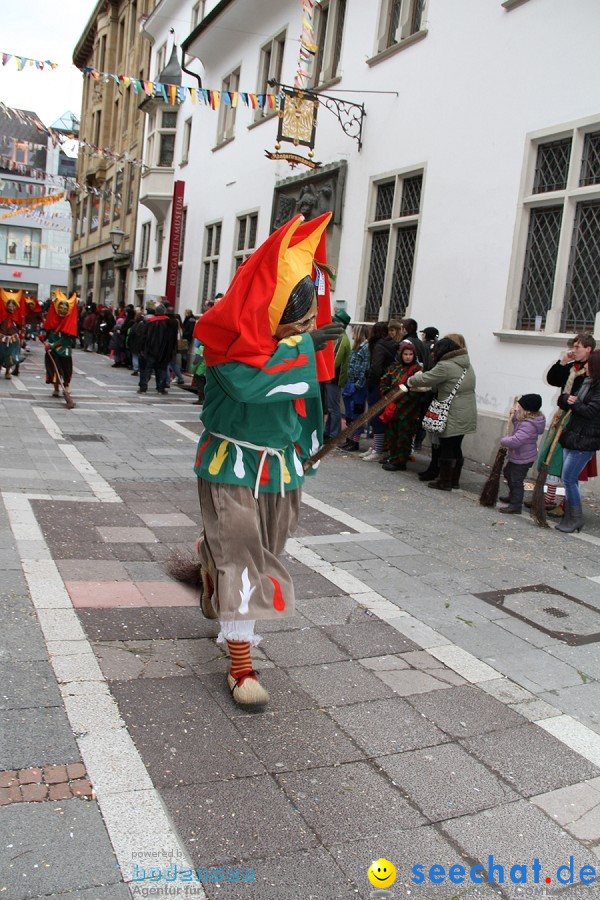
137, 303, 175, 394
181, 309, 197, 371
556, 350, 600, 533
400, 317, 431, 371
361, 322, 399, 461
544, 333, 596, 511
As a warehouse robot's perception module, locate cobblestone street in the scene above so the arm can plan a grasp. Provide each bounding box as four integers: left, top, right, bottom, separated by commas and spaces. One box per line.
1, 345, 600, 899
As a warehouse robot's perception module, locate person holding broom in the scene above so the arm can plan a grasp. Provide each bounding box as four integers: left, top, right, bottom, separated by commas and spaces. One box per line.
192, 212, 343, 708
40, 291, 78, 398
497, 395, 546, 514
536, 334, 597, 515
554, 350, 600, 534
379, 341, 423, 471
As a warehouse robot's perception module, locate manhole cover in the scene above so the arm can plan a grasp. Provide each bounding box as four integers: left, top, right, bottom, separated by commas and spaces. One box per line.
474, 583, 600, 645
63, 434, 105, 442
543, 607, 569, 619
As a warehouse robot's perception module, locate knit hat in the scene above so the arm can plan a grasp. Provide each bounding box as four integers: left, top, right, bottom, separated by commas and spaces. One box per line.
518, 393, 542, 412
154, 303, 166, 315
333, 309, 351, 327
398, 340, 416, 359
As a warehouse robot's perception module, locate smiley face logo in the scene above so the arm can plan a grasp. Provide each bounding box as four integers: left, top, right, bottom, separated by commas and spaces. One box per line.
367, 858, 396, 888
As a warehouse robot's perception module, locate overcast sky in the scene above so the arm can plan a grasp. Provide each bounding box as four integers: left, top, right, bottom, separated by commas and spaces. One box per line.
0, 0, 96, 127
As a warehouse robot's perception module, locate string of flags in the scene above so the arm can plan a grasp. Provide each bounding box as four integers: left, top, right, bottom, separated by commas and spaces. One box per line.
80, 66, 281, 110
0, 155, 127, 204
0, 194, 59, 205
0, 192, 65, 220
1, 52, 58, 70
1, 51, 282, 111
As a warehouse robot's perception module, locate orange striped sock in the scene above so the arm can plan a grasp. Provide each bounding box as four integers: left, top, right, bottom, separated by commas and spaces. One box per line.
227, 640, 254, 680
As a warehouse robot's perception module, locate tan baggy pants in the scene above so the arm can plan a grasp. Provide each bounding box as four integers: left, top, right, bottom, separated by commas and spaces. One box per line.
197, 480, 300, 639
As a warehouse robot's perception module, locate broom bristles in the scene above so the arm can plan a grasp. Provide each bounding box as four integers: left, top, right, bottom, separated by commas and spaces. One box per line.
165, 547, 203, 585
530, 463, 550, 527
479, 446, 507, 507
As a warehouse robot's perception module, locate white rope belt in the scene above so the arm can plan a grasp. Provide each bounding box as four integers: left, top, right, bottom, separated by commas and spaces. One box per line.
210, 431, 286, 499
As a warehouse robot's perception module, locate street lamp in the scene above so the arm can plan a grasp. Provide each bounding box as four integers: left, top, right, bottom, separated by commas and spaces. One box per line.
109, 227, 125, 254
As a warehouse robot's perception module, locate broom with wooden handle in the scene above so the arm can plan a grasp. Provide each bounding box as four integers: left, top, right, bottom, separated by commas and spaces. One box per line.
304, 383, 408, 471
45, 348, 76, 410
530, 411, 571, 528
479, 397, 518, 507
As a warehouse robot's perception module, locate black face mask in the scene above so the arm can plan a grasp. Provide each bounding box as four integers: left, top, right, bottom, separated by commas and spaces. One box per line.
280, 275, 316, 325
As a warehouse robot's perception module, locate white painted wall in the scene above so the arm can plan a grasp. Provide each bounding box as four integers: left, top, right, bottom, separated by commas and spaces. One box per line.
132, 0, 600, 482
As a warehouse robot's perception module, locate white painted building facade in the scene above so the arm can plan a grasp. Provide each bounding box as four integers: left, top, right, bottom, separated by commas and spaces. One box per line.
133, 0, 600, 481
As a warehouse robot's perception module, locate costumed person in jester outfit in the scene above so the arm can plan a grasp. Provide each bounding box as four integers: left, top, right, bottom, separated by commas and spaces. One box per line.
40, 291, 78, 397
192, 212, 343, 707
0, 288, 24, 379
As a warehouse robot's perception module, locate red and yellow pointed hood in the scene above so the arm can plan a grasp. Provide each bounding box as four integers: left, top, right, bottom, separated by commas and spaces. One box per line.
0, 288, 24, 326
196, 213, 334, 376
43, 290, 79, 336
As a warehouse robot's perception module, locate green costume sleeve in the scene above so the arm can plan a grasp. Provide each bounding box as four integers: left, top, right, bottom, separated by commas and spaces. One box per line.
212, 334, 320, 405
194, 333, 323, 493
334, 333, 351, 388
47, 330, 76, 357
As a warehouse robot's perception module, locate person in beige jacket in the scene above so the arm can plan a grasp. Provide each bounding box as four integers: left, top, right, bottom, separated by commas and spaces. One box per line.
407, 336, 477, 490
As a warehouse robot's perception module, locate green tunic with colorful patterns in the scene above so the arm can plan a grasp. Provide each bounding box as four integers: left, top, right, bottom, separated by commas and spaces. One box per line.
194, 333, 322, 493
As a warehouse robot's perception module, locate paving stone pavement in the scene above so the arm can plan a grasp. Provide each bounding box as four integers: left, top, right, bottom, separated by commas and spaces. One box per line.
1, 345, 600, 898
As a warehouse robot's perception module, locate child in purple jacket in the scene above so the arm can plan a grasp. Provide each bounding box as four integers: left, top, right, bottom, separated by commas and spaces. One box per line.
498, 394, 546, 514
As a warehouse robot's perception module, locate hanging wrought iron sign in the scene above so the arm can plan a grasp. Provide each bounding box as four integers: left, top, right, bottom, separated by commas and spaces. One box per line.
265, 88, 320, 168
265, 81, 366, 169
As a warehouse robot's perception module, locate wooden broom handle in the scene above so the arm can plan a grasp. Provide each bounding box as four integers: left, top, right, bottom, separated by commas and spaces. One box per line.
303, 383, 408, 471
543, 411, 571, 465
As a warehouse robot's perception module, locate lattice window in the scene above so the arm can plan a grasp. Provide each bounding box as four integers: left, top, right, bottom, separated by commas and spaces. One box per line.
510, 119, 600, 333
377, 0, 427, 53
533, 138, 571, 193
411, 0, 426, 33
400, 176, 422, 216
579, 132, 600, 187
390, 226, 417, 319
255, 31, 286, 122
202, 222, 221, 305
517, 207, 562, 330
386, 0, 402, 47
561, 201, 600, 333
233, 212, 258, 271
311, 0, 347, 87
375, 182, 394, 221
332, 0, 347, 76
363, 170, 423, 321
364, 230, 389, 321
217, 69, 240, 144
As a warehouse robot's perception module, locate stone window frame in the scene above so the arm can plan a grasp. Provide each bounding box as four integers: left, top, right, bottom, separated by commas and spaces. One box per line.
501, 114, 600, 340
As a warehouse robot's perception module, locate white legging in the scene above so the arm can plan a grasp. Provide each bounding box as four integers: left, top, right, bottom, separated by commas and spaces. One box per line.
217, 619, 262, 647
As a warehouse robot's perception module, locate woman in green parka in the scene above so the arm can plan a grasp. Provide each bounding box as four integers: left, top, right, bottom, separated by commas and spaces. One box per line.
407, 336, 477, 490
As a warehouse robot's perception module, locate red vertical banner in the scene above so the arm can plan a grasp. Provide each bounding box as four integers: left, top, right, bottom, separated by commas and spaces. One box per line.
165, 180, 185, 307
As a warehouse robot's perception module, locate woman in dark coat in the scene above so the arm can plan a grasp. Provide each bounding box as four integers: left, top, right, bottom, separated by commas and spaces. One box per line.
556, 350, 600, 533
361, 321, 399, 461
